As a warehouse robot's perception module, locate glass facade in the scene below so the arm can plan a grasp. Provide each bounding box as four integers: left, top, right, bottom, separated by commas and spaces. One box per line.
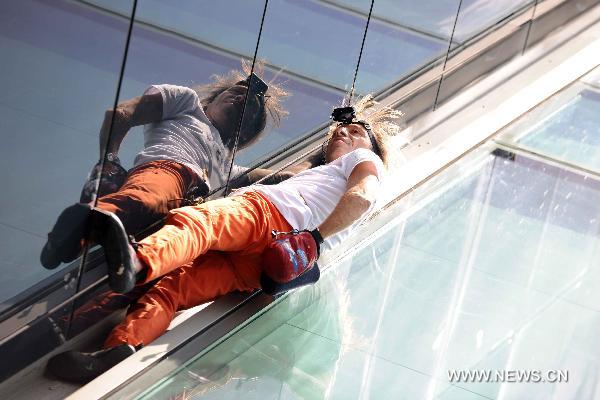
117, 67, 600, 399
0, 1, 134, 303
497, 83, 600, 173
0, 0, 597, 387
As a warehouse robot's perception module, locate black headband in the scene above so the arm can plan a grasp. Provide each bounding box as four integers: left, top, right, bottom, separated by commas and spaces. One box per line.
338, 120, 380, 157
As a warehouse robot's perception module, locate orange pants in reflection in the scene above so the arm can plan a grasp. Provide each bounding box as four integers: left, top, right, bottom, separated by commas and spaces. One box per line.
97, 160, 200, 235
104, 191, 291, 348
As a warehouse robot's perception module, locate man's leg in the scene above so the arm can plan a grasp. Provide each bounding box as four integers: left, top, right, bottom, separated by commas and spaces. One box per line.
97, 160, 200, 235
104, 252, 257, 348
45, 202, 291, 383
136, 191, 291, 283
46, 252, 261, 383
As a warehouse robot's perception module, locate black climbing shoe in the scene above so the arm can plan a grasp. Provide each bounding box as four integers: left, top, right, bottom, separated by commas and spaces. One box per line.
41, 203, 92, 269
260, 262, 321, 296
46, 344, 136, 383
91, 208, 137, 294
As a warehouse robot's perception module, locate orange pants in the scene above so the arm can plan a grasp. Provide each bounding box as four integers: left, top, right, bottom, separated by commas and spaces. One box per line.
104, 191, 292, 348
97, 160, 200, 235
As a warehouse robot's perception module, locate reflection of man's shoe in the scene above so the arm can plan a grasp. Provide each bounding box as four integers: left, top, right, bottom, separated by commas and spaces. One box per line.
91, 208, 138, 294
41, 203, 92, 269
46, 344, 136, 383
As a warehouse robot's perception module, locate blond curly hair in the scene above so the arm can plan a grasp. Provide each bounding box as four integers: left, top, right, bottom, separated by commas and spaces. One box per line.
328, 95, 403, 168
194, 60, 289, 149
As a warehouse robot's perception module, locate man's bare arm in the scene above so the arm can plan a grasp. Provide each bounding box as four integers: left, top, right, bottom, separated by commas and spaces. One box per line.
228, 150, 322, 190
228, 168, 295, 190
286, 151, 322, 174
318, 161, 379, 238
99, 91, 163, 158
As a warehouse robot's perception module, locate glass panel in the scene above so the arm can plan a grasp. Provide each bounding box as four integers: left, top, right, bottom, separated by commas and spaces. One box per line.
232, 0, 450, 170
326, 0, 460, 43
581, 64, 600, 88
496, 81, 600, 173
0, 1, 133, 305
328, 0, 533, 45
524, 0, 597, 51
434, 0, 534, 107
0, 299, 73, 382
451, 0, 534, 44
120, 143, 600, 399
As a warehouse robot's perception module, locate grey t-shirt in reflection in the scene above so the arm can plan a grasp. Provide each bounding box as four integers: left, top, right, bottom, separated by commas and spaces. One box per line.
134, 84, 245, 190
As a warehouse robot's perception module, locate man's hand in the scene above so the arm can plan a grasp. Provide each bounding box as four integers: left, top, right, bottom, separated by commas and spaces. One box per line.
262, 229, 323, 283
228, 168, 295, 190
80, 160, 128, 203
99, 91, 163, 158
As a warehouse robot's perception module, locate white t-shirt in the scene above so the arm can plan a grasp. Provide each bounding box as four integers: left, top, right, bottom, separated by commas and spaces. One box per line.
237, 148, 384, 250
134, 84, 245, 190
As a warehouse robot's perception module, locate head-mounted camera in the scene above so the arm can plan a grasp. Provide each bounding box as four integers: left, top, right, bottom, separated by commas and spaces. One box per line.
244, 72, 268, 98
331, 106, 372, 133
330, 106, 356, 124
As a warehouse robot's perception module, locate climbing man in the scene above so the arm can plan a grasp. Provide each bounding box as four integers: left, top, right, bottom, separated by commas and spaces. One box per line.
46, 95, 402, 383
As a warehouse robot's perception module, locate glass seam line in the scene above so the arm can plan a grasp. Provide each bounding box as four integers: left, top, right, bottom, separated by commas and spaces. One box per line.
319, 0, 455, 43
75, 0, 347, 93
377, 0, 545, 114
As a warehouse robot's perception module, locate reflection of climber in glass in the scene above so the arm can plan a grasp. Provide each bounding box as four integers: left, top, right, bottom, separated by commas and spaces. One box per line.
46, 96, 402, 383
40, 64, 288, 269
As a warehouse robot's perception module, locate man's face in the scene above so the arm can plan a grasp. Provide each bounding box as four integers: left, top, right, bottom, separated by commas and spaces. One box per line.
204, 84, 263, 144
325, 123, 373, 162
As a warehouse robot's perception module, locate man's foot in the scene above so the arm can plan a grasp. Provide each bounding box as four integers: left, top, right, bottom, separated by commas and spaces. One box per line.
46, 344, 136, 383
41, 203, 92, 269
261, 262, 320, 296
92, 208, 138, 294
